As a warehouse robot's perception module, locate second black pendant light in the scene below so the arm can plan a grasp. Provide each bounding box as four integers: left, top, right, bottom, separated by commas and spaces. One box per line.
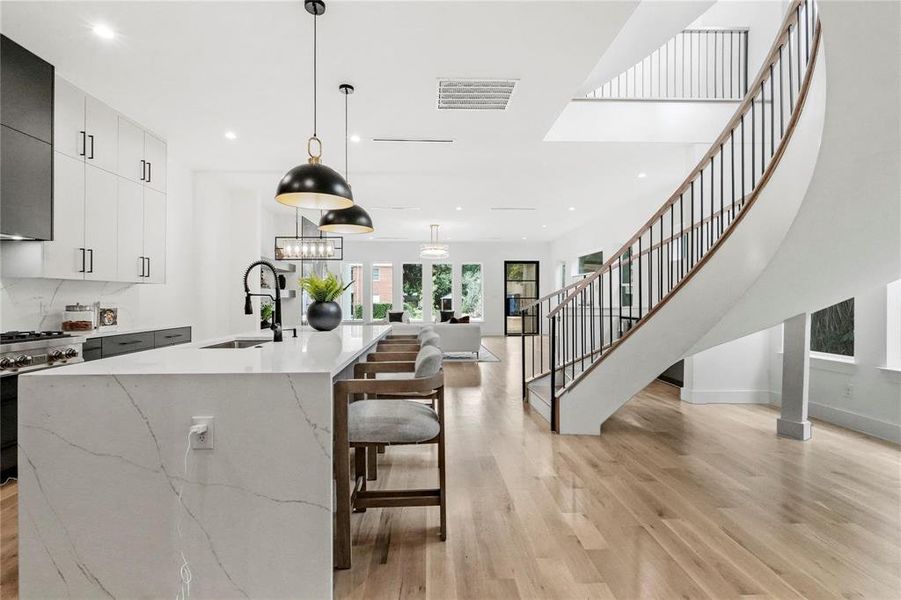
319, 83, 375, 234
275, 0, 353, 210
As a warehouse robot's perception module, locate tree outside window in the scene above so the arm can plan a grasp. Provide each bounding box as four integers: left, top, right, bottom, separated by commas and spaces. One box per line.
403, 263, 423, 319
810, 298, 854, 356
432, 264, 452, 314
461, 264, 483, 319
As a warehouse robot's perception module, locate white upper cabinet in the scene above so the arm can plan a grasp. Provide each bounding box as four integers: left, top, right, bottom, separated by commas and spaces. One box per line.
4, 75, 168, 284
84, 95, 118, 174
54, 77, 86, 161
116, 178, 144, 283
117, 117, 144, 183
83, 165, 119, 281
143, 133, 167, 193
42, 152, 85, 279
142, 187, 167, 284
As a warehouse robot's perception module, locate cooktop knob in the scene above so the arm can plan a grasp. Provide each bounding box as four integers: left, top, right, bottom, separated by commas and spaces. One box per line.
0, 357, 13, 370
49, 349, 65, 361
64, 347, 78, 359
14, 354, 33, 368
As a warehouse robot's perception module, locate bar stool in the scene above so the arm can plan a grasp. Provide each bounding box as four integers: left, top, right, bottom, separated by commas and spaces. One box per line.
384, 325, 434, 342
333, 345, 446, 569
377, 330, 439, 353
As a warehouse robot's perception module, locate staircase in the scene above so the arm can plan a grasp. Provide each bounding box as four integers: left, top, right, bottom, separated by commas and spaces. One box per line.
522, 0, 823, 434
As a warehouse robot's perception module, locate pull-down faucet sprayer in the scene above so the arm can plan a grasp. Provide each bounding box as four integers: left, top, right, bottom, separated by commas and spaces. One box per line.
243, 260, 285, 342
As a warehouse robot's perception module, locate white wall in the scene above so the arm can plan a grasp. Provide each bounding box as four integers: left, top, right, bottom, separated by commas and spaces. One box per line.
340, 240, 553, 337
681, 327, 776, 404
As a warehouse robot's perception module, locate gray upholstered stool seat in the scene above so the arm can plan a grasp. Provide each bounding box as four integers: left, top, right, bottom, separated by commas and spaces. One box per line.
349, 399, 440, 444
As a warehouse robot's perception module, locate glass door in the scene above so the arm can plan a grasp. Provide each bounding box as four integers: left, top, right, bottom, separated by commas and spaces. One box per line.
504, 261, 539, 335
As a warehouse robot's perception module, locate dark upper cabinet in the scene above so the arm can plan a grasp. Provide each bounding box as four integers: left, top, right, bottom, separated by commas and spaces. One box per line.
1, 125, 53, 240
1, 34, 54, 240
1, 35, 53, 143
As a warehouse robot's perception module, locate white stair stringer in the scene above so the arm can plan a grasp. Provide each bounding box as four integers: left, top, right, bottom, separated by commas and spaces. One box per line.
557, 43, 827, 436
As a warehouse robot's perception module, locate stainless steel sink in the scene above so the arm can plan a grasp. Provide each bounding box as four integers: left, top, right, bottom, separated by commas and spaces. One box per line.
200, 339, 272, 349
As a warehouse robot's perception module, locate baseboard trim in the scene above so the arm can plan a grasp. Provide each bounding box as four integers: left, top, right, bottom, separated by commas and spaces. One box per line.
808, 401, 901, 444
680, 389, 773, 405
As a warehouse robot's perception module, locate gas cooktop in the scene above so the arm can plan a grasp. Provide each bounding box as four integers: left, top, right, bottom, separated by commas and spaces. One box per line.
0, 331, 71, 345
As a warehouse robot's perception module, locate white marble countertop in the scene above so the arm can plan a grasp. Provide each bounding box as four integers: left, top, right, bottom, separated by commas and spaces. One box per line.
32, 324, 390, 377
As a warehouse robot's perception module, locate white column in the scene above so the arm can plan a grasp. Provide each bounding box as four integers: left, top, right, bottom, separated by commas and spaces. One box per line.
362, 262, 373, 322
777, 312, 812, 440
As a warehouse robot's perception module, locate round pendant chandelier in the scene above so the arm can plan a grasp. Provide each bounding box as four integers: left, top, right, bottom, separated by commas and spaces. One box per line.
319, 83, 374, 234
419, 224, 449, 259
275, 0, 354, 210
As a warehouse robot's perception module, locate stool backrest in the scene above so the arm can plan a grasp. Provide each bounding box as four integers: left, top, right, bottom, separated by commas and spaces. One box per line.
417, 326, 435, 341
414, 345, 443, 378
420, 331, 441, 349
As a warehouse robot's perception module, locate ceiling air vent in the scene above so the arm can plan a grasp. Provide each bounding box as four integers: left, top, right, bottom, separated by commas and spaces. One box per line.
437, 79, 517, 110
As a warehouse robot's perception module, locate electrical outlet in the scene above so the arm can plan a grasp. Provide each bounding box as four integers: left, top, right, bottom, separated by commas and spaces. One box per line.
844, 384, 854, 399
191, 416, 214, 450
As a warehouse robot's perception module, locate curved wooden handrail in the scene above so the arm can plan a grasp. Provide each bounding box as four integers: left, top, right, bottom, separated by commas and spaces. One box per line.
555, 19, 822, 402
549, 0, 816, 319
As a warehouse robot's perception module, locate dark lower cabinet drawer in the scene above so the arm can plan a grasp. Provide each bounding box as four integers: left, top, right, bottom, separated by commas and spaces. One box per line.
102, 331, 155, 357
83, 348, 102, 362
155, 327, 191, 348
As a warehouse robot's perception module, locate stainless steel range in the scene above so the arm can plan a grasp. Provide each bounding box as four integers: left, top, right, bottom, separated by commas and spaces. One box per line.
1, 331, 85, 479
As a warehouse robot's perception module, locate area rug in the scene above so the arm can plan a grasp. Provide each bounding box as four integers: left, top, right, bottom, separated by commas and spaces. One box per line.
443, 346, 501, 363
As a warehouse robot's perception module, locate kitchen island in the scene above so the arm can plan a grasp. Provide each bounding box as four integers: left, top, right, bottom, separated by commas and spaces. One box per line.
16, 324, 390, 599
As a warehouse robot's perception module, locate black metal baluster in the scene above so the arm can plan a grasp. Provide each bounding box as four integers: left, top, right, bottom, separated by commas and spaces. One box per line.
658, 215, 663, 303
719, 146, 724, 236
751, 92, 756, 190
617, 256, 623, 340
769, 67, 775, 157
679, 195, 684, 279
669, 205, 674, 292
699, 169, 705, 255
690, 182, 695, 267
709, 156, 714, 245
741, 114, 746, 206
730, 129, 736, 222
760, 81, 766, 175
608, 266, 613, 347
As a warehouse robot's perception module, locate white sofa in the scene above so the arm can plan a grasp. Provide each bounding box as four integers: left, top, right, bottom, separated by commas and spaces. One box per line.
386, 322, 482, 355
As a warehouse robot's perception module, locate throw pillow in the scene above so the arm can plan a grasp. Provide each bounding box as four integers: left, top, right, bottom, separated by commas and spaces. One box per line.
388, 311, 405, 323
458, 315, 470, 323
439, 310, 455, 322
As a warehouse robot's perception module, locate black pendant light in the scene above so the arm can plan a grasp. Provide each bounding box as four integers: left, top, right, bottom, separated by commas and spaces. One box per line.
275, 0, 354, 210
319, 83, 375, 234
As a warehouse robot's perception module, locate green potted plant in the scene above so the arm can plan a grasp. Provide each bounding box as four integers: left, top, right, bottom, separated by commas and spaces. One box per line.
260, 301, 274, 330
299, 272, 353, 331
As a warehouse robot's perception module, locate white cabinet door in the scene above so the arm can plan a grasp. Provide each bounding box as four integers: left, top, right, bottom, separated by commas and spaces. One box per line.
53, 77, 86, 161
43, 152, 85, 279
143, 133, 167, 193
83, 165, 119, 281
142, 188, 166, 284
116, 178, 144, 282
85, 95, 118, 174
117, 117, 145, 183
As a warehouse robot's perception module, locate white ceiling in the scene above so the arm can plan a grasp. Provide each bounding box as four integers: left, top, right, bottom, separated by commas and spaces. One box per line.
1, 1, 708, 242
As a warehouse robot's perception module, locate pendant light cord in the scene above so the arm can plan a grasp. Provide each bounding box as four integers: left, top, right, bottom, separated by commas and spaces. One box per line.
313, 13, 318, 137
344, 90, 349, 180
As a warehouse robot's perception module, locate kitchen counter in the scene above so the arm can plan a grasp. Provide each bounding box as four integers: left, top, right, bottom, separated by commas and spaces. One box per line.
17, 324, 390, 599
45, 324, 390, 375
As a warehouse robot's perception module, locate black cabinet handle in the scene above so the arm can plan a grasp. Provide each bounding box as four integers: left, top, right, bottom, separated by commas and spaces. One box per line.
140, 160, 146, 181
163, 334, 181, 339
118, 340, 143, 346
87, 249, 94, 273
146, 257, 151, 279
79, 131, 86, 156
147, 162, 151, 183
79, 248, 86, 273
88, 135, 95, 159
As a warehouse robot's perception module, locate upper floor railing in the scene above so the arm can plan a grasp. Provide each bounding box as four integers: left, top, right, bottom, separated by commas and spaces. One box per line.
587, 27, 749, 101
524, 0, 821, 431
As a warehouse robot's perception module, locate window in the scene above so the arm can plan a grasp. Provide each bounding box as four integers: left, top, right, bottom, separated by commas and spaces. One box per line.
341, 263, 363, 320
811, 298, 854, 357
432, 263, 453, 315
402, 263, 423, 319
371, 263, 393, 320
461, 264, 483, 319
578, 251, 604, 274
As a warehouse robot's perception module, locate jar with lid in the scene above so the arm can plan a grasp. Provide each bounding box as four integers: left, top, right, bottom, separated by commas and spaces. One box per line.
62, 304, 95, 331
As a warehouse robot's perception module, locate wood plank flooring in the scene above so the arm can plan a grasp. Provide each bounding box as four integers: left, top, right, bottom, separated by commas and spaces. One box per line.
2, 336, 899, 599
334, 337, 901, 599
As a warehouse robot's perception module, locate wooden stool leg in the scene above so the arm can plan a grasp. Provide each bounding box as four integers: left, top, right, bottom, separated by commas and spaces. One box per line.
334, 390, 351, 569
367, 444, 378, 481
354, 447, 367, 513
438, 389, 447, 541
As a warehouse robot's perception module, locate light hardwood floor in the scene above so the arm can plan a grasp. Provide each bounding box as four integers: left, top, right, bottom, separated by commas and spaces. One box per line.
2, 337, 900, 599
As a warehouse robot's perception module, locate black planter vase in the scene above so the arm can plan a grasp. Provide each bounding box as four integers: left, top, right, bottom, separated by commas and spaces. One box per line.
307, 301, 342, 332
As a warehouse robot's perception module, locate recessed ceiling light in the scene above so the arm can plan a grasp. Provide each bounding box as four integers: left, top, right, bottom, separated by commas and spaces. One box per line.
541, 224, 547, 228
92, 23, 116, 40
568, 206, 576, 211
637, 172, 647, 179
350, 134, 361, 143
455, 206, 462, 211
521, 236, 527, 240
224, 131, 237, 140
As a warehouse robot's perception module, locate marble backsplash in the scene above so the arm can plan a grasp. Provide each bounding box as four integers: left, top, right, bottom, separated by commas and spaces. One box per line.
1, 277, 146, 332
